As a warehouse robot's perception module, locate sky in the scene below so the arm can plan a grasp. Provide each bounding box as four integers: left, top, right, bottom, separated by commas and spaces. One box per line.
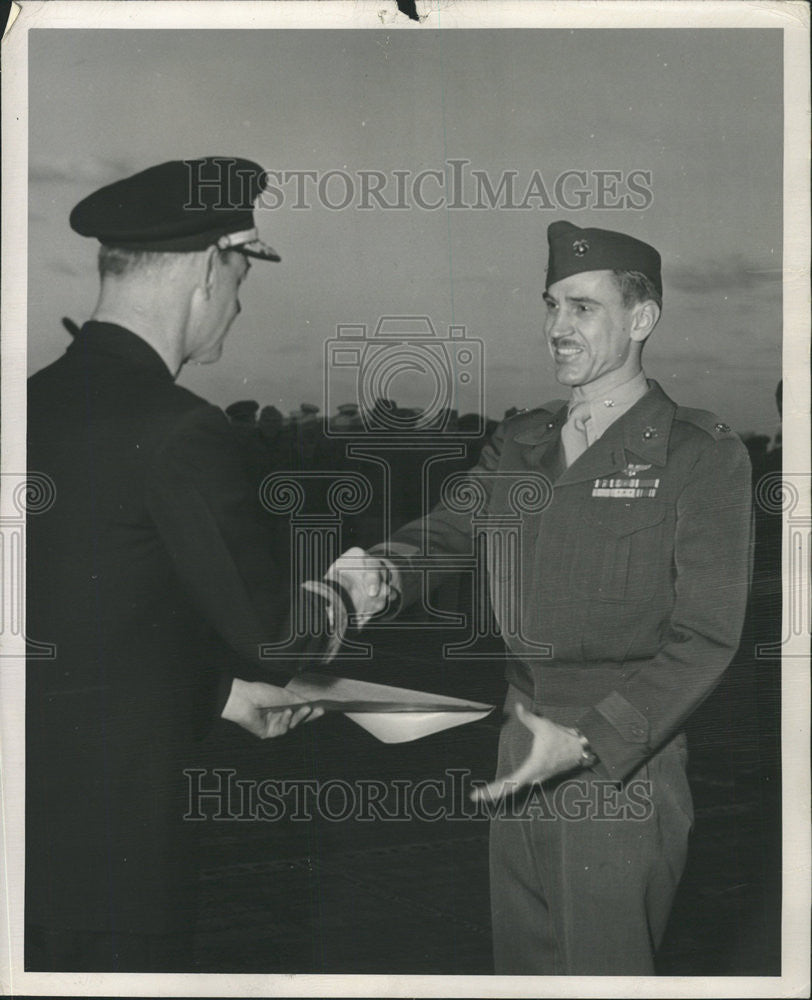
27, 27, 783, 434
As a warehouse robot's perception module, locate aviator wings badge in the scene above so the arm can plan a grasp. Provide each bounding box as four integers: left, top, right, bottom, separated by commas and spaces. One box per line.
623, 462, 653, 477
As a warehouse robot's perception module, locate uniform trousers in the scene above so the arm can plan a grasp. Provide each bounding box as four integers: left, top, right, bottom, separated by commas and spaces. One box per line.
490, 685, 693, 975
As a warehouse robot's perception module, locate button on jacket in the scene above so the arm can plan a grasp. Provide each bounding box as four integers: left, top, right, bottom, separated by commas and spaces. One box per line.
385, 380, 753, 781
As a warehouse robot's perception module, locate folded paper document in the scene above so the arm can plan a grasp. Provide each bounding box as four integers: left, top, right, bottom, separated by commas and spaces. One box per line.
278, 672, 495, 743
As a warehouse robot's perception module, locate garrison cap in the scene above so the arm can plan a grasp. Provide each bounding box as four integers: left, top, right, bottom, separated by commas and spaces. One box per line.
546, 220, 661, 297
69, 157, 280, 261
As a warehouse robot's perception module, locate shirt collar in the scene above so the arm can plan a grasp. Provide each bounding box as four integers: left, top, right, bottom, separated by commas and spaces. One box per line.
569, 369, 649, 440
553, 380, 675, 485
510, 380, 675, 471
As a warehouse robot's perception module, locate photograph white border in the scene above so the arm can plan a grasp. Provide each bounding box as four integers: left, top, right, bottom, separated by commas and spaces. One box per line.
2, 2, 809, 997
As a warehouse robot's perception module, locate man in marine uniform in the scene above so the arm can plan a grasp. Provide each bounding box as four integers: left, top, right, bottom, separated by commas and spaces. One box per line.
330, 220, 753, 974
26, 158, 326, 972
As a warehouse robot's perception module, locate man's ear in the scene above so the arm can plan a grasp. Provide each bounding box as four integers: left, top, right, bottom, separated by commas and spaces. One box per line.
199, 246, 219, 299
629, 300, 660, 344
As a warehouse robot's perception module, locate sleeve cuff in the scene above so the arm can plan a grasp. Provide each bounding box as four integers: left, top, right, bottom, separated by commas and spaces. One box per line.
576, 691, 651, 782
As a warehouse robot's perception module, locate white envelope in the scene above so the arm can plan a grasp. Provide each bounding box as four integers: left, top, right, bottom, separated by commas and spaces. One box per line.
284, 672, 495, 744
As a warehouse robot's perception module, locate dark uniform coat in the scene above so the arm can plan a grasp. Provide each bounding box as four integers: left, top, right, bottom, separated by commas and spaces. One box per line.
386, 379, 753, 777
26, 322, 290, 935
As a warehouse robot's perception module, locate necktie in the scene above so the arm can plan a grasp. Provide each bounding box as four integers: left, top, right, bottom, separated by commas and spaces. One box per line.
562, 400, 592, 466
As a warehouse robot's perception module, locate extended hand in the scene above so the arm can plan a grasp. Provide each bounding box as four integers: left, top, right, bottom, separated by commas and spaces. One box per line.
221, 678, 324, 739
470, 703, 585, 802
325, 546, 397, 627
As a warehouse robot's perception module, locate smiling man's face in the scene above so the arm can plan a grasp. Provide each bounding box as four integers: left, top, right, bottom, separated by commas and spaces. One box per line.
543, 270, 643, 391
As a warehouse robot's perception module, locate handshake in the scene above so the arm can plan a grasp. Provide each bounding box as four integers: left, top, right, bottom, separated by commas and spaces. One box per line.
221, 547, 402, 742
325, 546, 402, 627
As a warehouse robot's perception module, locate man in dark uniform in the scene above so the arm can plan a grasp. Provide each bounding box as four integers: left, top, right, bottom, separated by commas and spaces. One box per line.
26, 158, 324, 972
331, 221, 753, 974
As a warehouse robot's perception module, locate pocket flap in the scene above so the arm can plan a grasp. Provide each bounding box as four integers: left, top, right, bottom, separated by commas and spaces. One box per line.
585, 499, 666, 537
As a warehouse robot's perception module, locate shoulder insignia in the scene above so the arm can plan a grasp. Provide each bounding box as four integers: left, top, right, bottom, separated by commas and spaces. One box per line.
505, 400, 567, 444
504, 401, 564, 426
675, 406, 738, 440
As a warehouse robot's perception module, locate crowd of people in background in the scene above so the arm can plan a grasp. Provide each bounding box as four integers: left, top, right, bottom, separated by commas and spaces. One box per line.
225, 396, 497, 469
223, 396, 500, 547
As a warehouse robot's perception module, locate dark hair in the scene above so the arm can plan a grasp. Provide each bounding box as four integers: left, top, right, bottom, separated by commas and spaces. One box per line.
611, 269, 662, 312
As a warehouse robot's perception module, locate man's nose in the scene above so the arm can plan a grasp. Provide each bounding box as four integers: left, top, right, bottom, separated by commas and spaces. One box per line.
548, 309, 573, 339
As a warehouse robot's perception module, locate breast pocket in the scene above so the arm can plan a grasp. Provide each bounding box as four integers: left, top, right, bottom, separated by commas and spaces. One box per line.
580, 500, 668, 603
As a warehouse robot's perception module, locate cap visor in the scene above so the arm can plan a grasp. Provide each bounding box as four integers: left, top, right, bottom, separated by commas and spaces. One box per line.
237, 239, 281, 262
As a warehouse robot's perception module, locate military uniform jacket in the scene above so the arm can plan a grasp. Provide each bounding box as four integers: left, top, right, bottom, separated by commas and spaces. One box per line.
26, 323, 291, 933
385, 381, 753, 781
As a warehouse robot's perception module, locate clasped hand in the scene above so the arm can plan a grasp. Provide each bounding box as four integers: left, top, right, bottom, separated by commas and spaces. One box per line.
325, 546, 397, 627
